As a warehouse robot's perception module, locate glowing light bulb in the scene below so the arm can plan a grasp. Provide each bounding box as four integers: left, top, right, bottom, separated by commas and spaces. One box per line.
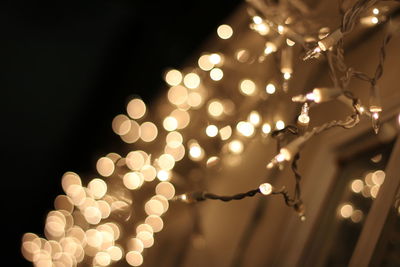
205, 125, 218, 137
248, 111, 261, 126
283, 72, 291, 80
264, 42, 277, 55
262, 123, 271, 134
251, 23, 270, 35
275, 120, 285, 130
372, 8, 379, 15
277, 25, 285, 34
372, 112, 380, 134
252, 16, 263, 24
297, 103, 310, 126
266, 83, 276, 94
259, 183, 273, 195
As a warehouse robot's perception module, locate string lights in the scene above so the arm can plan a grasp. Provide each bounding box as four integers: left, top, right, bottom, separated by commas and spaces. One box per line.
22, 0, 400, 266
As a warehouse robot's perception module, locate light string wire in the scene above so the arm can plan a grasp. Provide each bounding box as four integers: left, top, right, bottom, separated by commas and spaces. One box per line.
174, 0, 399, 219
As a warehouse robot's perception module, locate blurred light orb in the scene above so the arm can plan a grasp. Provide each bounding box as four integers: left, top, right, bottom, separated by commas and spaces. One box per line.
266, 83, 276, 94
237, 121, 255, 137
229, 140, 244, 154
88, 179, 107, 199
339, 204, 354, 218
120, 120, 140, 144
166, 131, 183, 147
183, 73, 201, 89
275, 120, 285, 130
239, 79, 256, 95
248, 111, 261, 126
123, 172, 144, 190
126, 251, 143, 266
95, 251, 111, 266
350, 179, 364, 193
164, 69, 183, 86
61, 172, 82, 194
217, 24, 233, 39
210, 68, 224, 81
158, 154, 175, 171
208, 100, 224, 117
206, 125, 219, 137
262, 123, 271, 134
126, 151, 145, 171
163, 116, 178, 132
157, 170, 171, 182
140, 122, 158, 142
96, 157, 115, 177
127, 238, 144, 253
155, 182, 175, 200
219, 125, 232, 140
145, 215, 164, 233
198, 54, 214, 71
168, 85, 188, 106
209, 53, 222, 65
112, 114, 131, 135
187, 92, 203, 108
127, 98, 146, 120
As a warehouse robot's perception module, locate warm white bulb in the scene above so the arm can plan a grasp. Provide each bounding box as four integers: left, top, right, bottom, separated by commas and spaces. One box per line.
286, 39, 295, 46
278, 25, 285, 34
205, 125, 218, 137
248, 111, 261, 126
283, 72, 291, 80
264, 42, 277, 55
298, 114, 310, 125
259, 183, 273, 195
276, 120, 285, 130
252, 16, 263, 25
372, 8, 379, 15
262, 123, 271, 134
275, 153, 285, 162
280, 148, 292, 161
266, 83, 276, 94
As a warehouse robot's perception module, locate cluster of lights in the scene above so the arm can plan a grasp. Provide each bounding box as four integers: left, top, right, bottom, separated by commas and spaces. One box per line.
337, 170, 386, 224
24, 0, 397, 265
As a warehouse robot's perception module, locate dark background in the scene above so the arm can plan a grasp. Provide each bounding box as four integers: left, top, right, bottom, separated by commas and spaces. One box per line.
1, 0, 241, 265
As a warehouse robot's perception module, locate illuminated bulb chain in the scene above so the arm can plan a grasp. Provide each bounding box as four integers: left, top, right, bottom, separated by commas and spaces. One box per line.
23, 0, 395, 265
